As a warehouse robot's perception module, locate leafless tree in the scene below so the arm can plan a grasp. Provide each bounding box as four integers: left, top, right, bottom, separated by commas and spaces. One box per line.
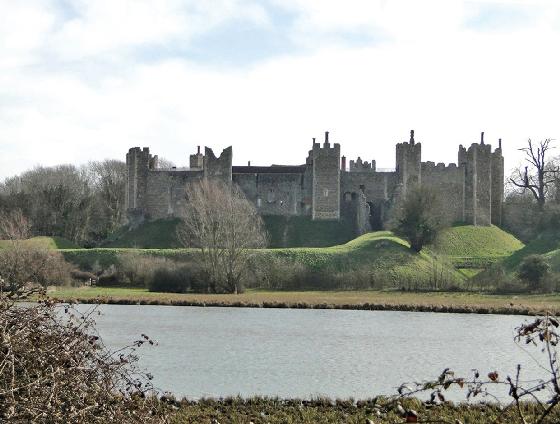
510, 139, 558, 211
176, 179, 267, 294
89, 159, 127, 233
0, 209, 30, 242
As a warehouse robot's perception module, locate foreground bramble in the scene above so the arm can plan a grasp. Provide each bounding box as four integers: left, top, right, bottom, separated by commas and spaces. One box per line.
0, 278, 169, 423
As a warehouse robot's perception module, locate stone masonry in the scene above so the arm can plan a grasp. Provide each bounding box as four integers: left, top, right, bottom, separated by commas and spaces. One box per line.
125, 130, 505, 230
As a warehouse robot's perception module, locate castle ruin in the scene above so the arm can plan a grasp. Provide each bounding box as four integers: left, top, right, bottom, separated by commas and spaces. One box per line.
125, 130, 504, 233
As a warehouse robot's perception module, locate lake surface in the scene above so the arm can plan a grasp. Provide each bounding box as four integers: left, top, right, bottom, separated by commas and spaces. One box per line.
84, 304, 544, 400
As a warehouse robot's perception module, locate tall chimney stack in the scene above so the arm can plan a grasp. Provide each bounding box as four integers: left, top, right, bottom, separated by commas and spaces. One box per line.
410, 129, 415, 145
197, 146, 201, 154
499, 138, 502, 149
325, 131, 329, 144
481, 132, 484, 145
341, 156, 346, 171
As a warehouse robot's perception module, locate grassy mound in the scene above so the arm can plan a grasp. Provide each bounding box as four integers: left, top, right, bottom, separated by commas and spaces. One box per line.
502, 231, 560, 272
103, 219, 182, 248
264, 231, 463, 286
63, 231, 464, 288
428, 225, 524, 269
0, 236, 79, 250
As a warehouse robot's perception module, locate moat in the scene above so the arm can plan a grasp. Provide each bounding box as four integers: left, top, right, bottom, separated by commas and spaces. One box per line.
85, 304, 542, 401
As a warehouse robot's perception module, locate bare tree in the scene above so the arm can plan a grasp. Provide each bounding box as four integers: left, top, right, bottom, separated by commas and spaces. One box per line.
510, 138, 558, 211
89, 159, 127, 234
0, 209, 30, 242
176, 179, 267, 294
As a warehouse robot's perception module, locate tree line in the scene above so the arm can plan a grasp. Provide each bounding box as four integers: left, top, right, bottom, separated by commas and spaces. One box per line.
0, 160, 127, 246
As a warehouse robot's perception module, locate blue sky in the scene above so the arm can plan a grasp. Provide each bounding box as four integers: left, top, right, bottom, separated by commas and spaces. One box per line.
1, 0, 560, 179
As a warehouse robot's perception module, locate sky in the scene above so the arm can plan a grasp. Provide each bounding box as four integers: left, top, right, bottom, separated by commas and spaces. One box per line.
1, 0, 560, 180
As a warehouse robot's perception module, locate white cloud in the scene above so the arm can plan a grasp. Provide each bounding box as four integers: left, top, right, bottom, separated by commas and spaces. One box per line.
1, 0, 560, 181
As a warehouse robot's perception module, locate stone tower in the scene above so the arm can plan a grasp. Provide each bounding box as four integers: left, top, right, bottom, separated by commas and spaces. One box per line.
189, 146, 204, 170
203, 146, 233, 182
396, 130, 422, 195
491, 138, 504, 226
462, 132, 493, 226
125, 147, 157, 211
312, 131, 341, 220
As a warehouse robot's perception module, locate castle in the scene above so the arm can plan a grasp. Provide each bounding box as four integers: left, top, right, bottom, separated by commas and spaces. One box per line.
125, 130, 504, 234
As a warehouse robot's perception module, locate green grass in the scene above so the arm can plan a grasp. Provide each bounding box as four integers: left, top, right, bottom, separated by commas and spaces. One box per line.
503, 230, 560, 272
0, 236, 79, 250
428, 225, 524, 268
61, 230, 464, 287
47, 286, 560, 314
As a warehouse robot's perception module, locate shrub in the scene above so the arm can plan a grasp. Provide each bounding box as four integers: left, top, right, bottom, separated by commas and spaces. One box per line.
0, 245, 73, 290
118, 252, 159, 287
518, 254, 550, 290
246, 255, 309, 290
147, 260, 206, 293
0, 281, 168, 423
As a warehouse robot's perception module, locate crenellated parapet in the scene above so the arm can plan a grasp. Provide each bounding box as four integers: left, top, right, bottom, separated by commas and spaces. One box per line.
349, 157, 376, 172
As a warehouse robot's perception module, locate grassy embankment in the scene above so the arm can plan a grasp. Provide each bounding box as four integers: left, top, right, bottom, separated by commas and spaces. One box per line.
47, 286, 560, 315
169, 397, 559, 424
427, 224, 524, 277
60, 230, 466, 289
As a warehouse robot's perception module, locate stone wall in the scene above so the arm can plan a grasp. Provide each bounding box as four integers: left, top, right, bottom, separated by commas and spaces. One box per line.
420, 161, 464, 224
233, 171, 307, 216
144, 170, 203, 220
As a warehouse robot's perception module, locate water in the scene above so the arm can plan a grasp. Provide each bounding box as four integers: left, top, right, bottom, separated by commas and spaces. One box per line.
83, 304, 545, 400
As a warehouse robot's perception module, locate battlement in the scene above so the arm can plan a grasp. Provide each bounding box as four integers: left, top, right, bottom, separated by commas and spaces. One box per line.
204, 146, 233, 181
312, 131, 340, 157
349, 157, 376, 172
421, 161, 458, 171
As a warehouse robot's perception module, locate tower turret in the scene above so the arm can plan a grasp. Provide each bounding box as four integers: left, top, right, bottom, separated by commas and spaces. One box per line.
395, 129, 422, 195
312, 131, 341, 220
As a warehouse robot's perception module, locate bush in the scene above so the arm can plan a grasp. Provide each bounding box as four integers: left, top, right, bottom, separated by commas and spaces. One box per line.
518, 254, 550, 290
118, 252, 159, 287
0, 282, 168, 423
246, 255, 314, 290
146, 260, 206, 293
0, 245, 73, 290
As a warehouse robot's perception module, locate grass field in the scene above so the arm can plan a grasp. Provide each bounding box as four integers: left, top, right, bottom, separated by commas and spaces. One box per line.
46, 286, 560, 315
170, 397, 559, 424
